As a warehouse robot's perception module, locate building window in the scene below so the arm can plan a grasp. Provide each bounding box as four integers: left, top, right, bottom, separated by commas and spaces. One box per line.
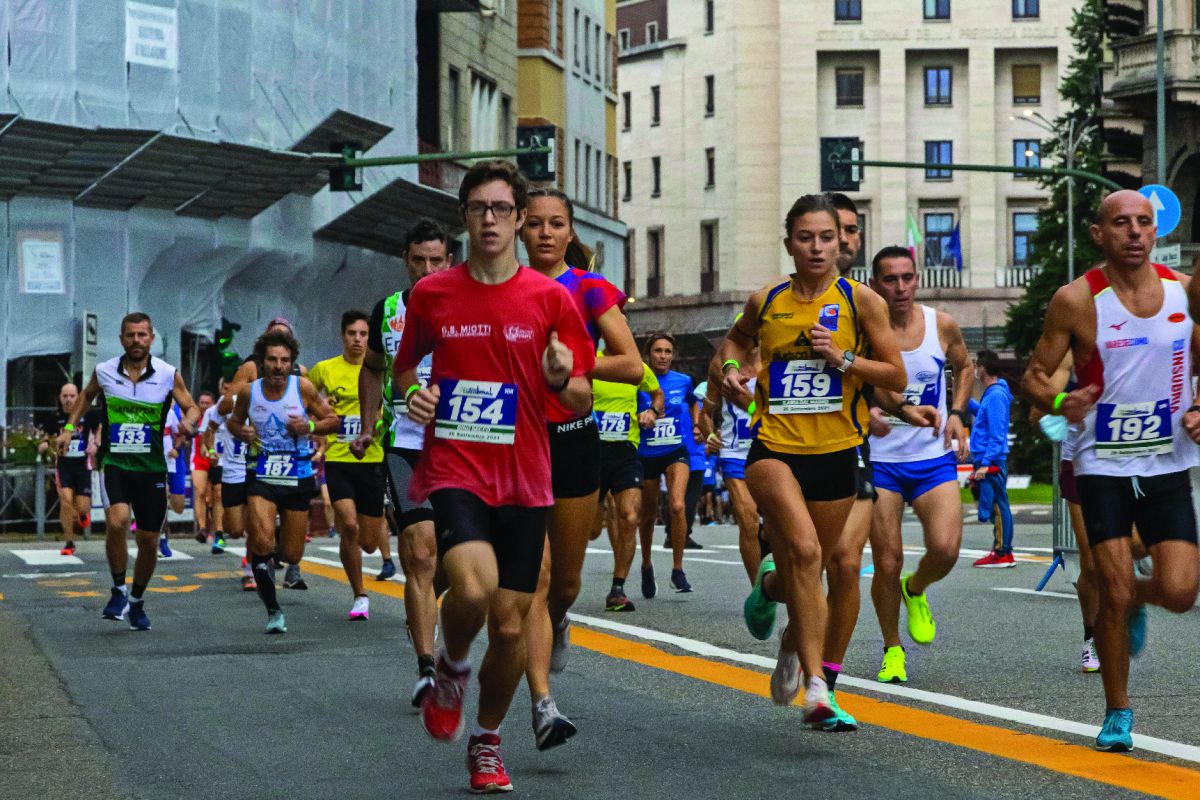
574, 139, 581, 195
647, 228, 663, 297
618, 28, 630, 51
595, 149, 603, 207
701, 221, 719, 293
646, 21, 659, 44
1014, 139, 1040, 177
925, 141, 952, 180
595, 24, 603, 80
705, 0, 715, 33
574, 10, 580, 66
835, 0, 862, 21
626, 229, 636, 296
584, 144, 592, 201
651, 85, 661, 126
705, 147, 715, 188
447, 68, 461, 150
651, 156, 661, 197
469, 74, 499, 150
924, 213, 955, 267
924, 66, 952, 106
924, 0, 950, 20
705, 75, 715, 116
606, 33, 615, 89
584, 18, 591, 74
1012, 212, 1038, 266
622, 92, 631, 130
1012, 0, 1039, 19
550, 0, 559, 52
623, 161, 632, 202
1012, 64, 1041, 104
835, 68, 865, 106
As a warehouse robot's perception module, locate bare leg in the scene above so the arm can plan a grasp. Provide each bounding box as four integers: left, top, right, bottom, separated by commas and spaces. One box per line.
905, 481, 963, 596
398, 520, 438, 658
637, 480, 659, 569
663, 463, 689, 571
477, 588, 536, 730
609, 488, 640, 582
727, 478, 761, 584
870, 489, 906, 649
823, 498, 873, 664
334, 498, 365, 597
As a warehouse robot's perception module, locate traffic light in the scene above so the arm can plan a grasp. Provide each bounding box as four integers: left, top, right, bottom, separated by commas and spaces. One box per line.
329, 141, 363, 192
820, 137, 861, 192
213, 318, 242, 381
517, 125, 556, 182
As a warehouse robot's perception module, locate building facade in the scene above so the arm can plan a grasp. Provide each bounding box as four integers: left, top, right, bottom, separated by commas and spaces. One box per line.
517, 0, 627, 288
618, 0, 1082, 350
1104, 0, 1200, 267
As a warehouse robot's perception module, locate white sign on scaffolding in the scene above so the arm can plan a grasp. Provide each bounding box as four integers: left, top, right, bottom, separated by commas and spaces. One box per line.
125, 2, 178, 70
18, 231, 64, 294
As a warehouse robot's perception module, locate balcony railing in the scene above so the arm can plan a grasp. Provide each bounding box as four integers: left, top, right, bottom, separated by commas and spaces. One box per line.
1110, 30, 1200, 103
997, 265, 1040, 288
922, 267, 963, 289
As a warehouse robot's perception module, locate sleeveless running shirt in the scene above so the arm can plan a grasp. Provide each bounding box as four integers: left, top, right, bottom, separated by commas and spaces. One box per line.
95, 355, 177, 473
1073, 265, 1197, 478
753, 276, 867, 455
871, 305, 950, 463
380, 290, 432, 451
248, 376, 314, 486
720, 378, 756, 462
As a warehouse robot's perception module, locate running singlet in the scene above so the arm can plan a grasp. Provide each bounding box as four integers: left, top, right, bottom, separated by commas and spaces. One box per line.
373, 290, 433, 452
393, 263, 596, 508
1073, 265, 1197, 478
247, 376, 314, 487
593, 361, 659, 446
212, 407, 248, 484
547, 267, 626, 423
308, 355, 383, 463
720, 378, 756, 461
753, 276, 867, 455
639, 370, 696, 457
687, 382, 709, 470
871, 305, 950, 463
95, 356, 177, 472
46, 409, 99, 459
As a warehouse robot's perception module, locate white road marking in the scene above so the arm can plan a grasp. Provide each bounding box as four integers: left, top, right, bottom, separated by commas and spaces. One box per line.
11, 550, 84, 566
3, 571, 98, 579
317, 545, 381, 560
569, 613, 1200, 764
302, 554, 405, 582
131, 548, 192, 561
993, 587, 1077, 600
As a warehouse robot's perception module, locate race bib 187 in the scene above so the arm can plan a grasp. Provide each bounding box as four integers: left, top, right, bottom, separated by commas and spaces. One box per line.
255, 453, 300, 486
597, 411, 631, 442
768, 360, 842, 414
1095, 400, 1173, 458
434, 380, 518, 444
109, 423, 153, 454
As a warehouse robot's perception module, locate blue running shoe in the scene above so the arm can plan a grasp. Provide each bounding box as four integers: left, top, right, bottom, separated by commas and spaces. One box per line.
377, 559, 397, 581
641, 564, 657, 599
1128, 605, 1147, 658
127, 601, 151, 631
670, 568, 692, 593
1095, 708, 1133, 752
158, 536, 172, 558
211, 538, 225, 555
819, 691, 859, 732
101, 588, 128, 621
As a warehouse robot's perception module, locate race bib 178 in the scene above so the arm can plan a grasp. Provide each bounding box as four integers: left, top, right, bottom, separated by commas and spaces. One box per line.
596, 411, 632, 442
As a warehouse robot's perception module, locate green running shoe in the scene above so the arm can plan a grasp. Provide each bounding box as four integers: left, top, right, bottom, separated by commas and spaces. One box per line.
743, 555, 777, 640
818, 691, 859, 732
265, 609, 287, 635
877, 645, 907, 684
901, 574, 936, 644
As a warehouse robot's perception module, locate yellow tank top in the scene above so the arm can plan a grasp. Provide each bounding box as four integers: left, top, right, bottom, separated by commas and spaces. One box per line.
752, 276, 867, 455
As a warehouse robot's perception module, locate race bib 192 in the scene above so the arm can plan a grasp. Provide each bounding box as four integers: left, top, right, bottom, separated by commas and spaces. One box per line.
1095, 400, 1173, 458
434, 380, 518, 444
597, 411, 631, 442
768, 360, 842, 414
109, 423, 153, 454
255, 452, 300, 486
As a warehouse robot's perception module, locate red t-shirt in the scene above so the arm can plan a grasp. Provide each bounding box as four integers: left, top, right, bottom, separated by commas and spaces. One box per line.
545, 267, 627, 423
394, 263, 596, 508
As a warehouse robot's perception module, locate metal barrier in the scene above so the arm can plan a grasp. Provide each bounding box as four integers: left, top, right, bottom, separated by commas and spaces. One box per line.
0, 461, 60, 539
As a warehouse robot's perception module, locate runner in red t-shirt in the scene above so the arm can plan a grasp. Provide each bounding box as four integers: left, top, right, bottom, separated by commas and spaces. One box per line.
393, 160, 595, 795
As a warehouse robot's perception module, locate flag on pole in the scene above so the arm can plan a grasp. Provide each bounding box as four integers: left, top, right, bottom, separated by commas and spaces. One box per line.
946, 222, 963, 272
905, 212, 923, 263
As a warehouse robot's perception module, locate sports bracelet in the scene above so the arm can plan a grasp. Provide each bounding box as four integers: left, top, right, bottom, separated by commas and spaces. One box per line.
746, 401, 756, 416
62, 423, 75, 432
707, 433, 719, 443
721, 359, 740, 373
1052, 392, 1068, 413
307, 419, 315, 433
404, 383, 421, 401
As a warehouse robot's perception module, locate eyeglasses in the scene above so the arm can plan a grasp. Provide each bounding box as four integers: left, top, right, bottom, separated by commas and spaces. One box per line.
464, 201, 516, 219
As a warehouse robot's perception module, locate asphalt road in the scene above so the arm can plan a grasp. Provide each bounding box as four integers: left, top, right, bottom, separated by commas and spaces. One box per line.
1, 513, 1198, 799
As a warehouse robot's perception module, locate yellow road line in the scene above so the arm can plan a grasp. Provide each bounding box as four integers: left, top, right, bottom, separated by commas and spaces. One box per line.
301, 560, 1200, 799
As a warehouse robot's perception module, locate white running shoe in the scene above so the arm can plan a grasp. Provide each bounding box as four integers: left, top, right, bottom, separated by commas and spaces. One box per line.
1081, 639, 1101, 673
769, 641, 801, 706
802, 676, 834, 725
348, 595, 370, 621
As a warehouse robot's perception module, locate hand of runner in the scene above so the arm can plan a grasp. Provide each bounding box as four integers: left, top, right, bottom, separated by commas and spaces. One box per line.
809, 324, 841, 367
905, 405, 941, 432
944, 413, 968, 456
349, 433, 373, 460
408, 384, 440, 425
868, 406, 892, 438
1059, 384, 1100, 424
720, 368, 752, 405
705, 432, 723, 455
285, 414, 311, 436
1184, 407, 1200, 444
233, 423, 257, 445
167, 447, 179, 460
542, 331, 574, 388
637, 409, 658, 429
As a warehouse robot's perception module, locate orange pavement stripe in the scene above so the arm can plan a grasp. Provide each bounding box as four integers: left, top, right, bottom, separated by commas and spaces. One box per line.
301, 559, 1200, 798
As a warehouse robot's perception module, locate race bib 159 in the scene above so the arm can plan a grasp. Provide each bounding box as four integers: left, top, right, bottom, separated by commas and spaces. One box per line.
768, 360, 842, 414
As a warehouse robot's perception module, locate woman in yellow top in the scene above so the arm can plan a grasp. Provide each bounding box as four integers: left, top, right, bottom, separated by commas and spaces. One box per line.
718, 193, 905, 726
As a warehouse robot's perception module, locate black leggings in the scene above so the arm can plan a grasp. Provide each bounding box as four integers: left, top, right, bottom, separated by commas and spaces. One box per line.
684, 469, 704, 535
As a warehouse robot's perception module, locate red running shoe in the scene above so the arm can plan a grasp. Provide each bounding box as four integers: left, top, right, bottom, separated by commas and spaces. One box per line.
972, 550, 1016, 568
467, 733, 513, 793
60, 541, 76, 556
422, 655, 470, 741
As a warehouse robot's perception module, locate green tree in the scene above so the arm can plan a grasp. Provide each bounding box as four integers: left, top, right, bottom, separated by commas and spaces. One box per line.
1003, 0, 1105, 481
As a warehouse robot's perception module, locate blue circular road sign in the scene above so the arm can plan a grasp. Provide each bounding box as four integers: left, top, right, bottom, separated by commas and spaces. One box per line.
1138, 184, 1182, 238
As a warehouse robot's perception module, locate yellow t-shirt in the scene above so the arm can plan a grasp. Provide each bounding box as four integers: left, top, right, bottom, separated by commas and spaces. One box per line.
307, 355, 383, 463
592, 359, 660, 446
753, 276, 868, 455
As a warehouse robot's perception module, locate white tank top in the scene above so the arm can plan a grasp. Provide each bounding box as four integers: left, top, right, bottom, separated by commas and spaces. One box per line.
719, 378, 756, 461
380, 291, 432, 451
213, 405, 248, 484
1073, 266, 1198, 477
870, 306, 951, 464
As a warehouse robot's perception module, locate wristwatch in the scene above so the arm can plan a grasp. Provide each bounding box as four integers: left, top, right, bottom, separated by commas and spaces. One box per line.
836, 350, 856, 373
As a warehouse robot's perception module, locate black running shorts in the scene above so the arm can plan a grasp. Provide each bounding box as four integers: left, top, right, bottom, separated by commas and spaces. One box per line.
549, 416, 601, 499
56, 460, 92, 496
384, 448, 435, 531
640, 446, 689, 483
1076, 470, 1198, 548
854, 439, 877, 502
221, 479, 247, 509
209, 465, 223, 485
247, 474, 317, 514
599, 441, 643, 501
745, 441, 857, 503
102, 467, 168, 532
325, 461, 385, 517
429, 489, 547, 594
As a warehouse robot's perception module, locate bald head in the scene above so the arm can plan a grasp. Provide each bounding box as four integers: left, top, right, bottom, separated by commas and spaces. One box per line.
1095, 190, 1154, 225
1090, 190, 1156, 270
58, 383, 79, 411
